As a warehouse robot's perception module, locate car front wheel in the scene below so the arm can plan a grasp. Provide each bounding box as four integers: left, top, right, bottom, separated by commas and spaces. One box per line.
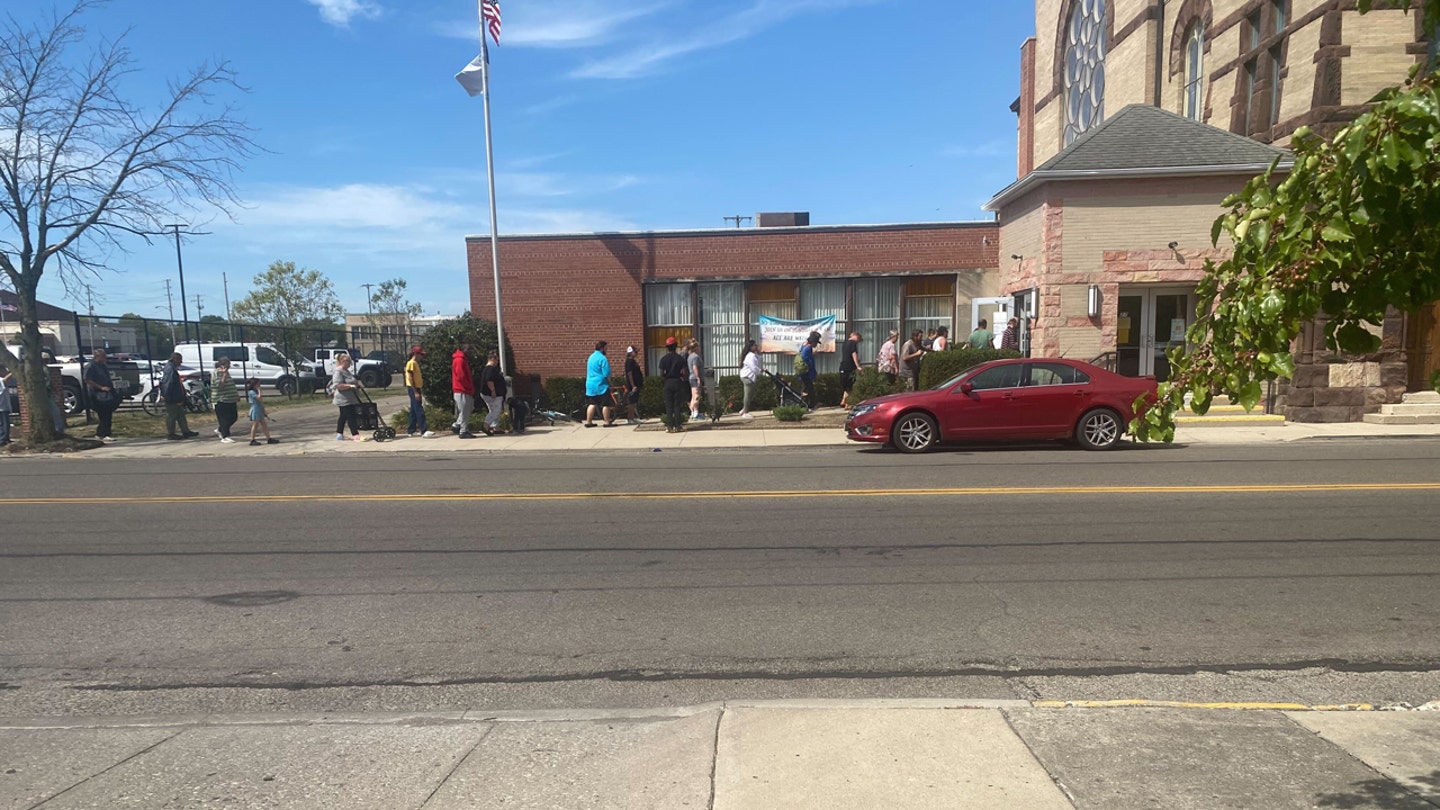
891, 412, 938, 453
1076, 408, 1123, 450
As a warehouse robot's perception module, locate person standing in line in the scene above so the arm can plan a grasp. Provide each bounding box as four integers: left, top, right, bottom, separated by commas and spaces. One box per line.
623, 345, 645, 425
584, 340, 615, 427
1001, 317, 1020, 350
968, 319, 994, 349
839, 331, 862, 409
797, 331, 819, 410
83, 348, 120, 443
738, 339, 761, 419
159, 352, 197, 440
451, 344, 475, 438
933, 326, 949, 352
332, 351, 365, 441
923, 328, 936, 351
210, 356, 239, 444
876, 330, 899, 384
405, 346, 435, 438
686, 339, 705, 420
658, 337, 688, 432
0, 364, 12, 446
899, 330, 925, 391
478, 350, 506, 435
245, 377, 279, 445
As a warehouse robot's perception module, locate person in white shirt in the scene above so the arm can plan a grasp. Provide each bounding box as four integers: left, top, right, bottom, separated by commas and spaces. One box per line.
738, 340, 762, 419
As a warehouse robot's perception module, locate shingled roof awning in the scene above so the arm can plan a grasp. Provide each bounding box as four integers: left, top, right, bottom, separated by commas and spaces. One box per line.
984, 104, 1293, 211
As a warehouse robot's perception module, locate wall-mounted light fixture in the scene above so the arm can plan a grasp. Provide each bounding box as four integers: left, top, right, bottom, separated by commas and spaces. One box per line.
1087, 284, 1101, 318
1010, 254, 1024, 261
1167, 241, 1179, 250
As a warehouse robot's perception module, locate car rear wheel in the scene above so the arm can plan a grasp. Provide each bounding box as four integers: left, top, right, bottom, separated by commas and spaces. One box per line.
359, 368, 381, 388
891, 412, 938, 453
1076, 408, 1123, 450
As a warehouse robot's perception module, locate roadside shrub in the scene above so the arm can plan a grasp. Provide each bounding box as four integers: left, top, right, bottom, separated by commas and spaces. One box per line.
772, 404, 807, 422
852, 368, 908, 403
388, 400, 512, 434
717, 374, 777, 413
917, 347, 1022, 389
812, 373, 844, 407
411, 315, 516, 411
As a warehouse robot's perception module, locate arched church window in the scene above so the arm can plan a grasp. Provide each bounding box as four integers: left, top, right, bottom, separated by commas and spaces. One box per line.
1063, 0, 1107, 145
1183, 21, 1205, 120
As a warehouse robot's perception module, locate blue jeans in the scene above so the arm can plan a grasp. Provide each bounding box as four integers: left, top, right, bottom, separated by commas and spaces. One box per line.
407, 388, 427, 434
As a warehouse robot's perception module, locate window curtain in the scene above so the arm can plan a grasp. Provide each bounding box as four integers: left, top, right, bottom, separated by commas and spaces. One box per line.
800, 279, 846, 374
698, 282, 745, 374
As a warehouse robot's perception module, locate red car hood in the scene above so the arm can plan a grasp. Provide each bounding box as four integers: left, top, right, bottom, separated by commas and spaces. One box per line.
855, 390, 935, 408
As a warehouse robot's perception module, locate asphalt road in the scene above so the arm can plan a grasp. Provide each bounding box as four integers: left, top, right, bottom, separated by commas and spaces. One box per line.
3, 439, 1439, 716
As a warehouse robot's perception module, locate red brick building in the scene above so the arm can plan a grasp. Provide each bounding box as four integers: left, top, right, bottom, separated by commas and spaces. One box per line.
467, 221, 999, 382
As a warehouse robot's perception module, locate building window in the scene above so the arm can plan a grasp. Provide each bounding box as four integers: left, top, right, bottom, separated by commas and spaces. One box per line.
852, 277, 904, 365
1183, 22, 1204, 120
644, 284, 692, 375
748, 280, 798, 376
697, 282, 745, 374
799, 279, 846, 375
1236, 2, 1288, 136
1063, 0, 1107, 145
902, 277, 954, 345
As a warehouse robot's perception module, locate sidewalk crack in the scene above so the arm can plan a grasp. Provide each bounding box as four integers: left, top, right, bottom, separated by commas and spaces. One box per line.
416, 723, 494, 809
27, 728, 183, 810
707, 704, 726, 810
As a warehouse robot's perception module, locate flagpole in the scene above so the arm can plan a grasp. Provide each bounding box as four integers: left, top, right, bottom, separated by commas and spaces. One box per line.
479, 31, 508, 377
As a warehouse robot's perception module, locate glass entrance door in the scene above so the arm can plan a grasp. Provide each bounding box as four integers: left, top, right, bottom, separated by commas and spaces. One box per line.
1116, 288, 1193, 381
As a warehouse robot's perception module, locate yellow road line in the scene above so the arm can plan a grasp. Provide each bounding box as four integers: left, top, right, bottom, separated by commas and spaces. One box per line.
1, 482, 1438, 505
1032, 699, 1376, 711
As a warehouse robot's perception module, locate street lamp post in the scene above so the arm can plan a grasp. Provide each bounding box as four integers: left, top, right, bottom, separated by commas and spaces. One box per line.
360, 282, 375, 357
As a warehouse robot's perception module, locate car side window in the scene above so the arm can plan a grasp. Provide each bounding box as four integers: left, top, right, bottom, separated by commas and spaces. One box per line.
213, 346, 249, 363
967, 364, 1023, 391
1025, 363, 1089, 386
255, 346, 284, 366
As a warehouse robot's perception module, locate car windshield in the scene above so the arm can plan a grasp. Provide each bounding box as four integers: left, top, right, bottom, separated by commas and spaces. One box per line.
931, 365, 986, 390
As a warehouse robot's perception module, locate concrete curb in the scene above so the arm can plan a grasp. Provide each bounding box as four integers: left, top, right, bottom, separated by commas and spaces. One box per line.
4, 698, 1434, 730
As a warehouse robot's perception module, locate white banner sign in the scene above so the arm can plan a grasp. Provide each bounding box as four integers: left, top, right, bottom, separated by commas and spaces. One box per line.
758, 315, 836, 354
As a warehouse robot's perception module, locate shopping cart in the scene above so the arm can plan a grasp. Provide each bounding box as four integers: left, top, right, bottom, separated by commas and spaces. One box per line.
355, 387, 397, 442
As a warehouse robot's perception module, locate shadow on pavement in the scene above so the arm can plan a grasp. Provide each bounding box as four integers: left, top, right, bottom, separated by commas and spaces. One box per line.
1314, 769, 1440, 809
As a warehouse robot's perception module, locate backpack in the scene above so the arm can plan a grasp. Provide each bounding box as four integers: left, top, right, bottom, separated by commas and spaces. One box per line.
793, 352, 809, 376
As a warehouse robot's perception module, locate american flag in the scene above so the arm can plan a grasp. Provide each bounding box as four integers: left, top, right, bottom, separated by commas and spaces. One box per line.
481, 0, 501, 46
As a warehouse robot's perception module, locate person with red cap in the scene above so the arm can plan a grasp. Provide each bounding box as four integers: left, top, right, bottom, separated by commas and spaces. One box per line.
658, 336, 688, 432
405, 345, 434, 437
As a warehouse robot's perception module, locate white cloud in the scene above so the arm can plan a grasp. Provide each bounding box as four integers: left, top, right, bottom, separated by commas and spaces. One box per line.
498, 172, 640, 198
235, 184, 470, 230
436, 1, 671, 48
306, 0, 383, 28
941, 140, 1013, 159
570, 0, 882, 80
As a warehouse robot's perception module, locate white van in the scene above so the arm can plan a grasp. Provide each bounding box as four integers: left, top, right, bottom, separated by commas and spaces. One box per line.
172, 343, 301, 394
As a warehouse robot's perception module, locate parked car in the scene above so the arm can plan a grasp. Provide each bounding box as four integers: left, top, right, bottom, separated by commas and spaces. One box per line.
844, 358, 1158, 452
173, 342, 303, 395
303, 347, 392, 389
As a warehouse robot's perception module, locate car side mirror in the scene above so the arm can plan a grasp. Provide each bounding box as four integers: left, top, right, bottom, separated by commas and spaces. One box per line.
958, 382, 974, 394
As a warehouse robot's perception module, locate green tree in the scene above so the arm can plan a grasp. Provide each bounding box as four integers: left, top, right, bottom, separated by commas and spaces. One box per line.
1134, 1, 1440, 442
198, 314, 229, 342
0, 1, 254, 443
367, 277, 423, 355
232, 261, 342, 332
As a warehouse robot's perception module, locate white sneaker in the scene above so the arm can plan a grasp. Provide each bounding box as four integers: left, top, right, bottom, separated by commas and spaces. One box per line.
213, 428, 221, 436
690, 411, 701, 420
422, 430, 436, 438
101, 436, 116, 443
741, 412, 754, 420
219, 437, 235, 444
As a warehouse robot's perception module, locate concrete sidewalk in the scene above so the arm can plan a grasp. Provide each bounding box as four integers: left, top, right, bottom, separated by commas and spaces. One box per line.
5, 701, 1439, 809
47, 403, 1440, 459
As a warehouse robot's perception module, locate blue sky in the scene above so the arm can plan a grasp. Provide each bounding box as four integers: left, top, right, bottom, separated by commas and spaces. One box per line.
24, 0, 1034, 319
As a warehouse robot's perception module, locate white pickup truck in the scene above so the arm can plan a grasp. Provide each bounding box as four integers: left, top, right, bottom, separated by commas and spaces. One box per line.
303, 347, 393, 389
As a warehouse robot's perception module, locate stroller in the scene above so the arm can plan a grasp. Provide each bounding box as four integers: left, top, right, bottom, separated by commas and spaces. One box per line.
762, 368, 809, 409
355, 387, 397, 442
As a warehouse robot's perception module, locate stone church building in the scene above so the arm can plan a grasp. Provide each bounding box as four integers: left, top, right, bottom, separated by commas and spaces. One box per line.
988, 0, 1436, 421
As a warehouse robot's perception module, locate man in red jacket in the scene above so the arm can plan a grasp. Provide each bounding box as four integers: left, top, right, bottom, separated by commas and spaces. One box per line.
451, 344, 476, 438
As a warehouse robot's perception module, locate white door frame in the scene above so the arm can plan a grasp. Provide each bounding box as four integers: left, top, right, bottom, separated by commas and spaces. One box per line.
1119, 285, 1193, 377
970, 297, 1013, 348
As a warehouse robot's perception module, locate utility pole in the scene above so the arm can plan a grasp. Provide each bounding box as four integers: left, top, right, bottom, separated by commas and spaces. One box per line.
360, 282, 375, 355
223, 272, 233, 340
162, 279, 176, 347
86, 288, 96, 354
166, 223, 210, 376
195, 295, 204, 339
723, 215, 752, 228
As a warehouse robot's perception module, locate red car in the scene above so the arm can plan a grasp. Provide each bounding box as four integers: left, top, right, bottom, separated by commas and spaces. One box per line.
844, 358, 1157, 452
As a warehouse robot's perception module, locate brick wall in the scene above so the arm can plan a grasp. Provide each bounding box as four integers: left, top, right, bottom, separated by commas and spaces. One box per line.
467, 223, 999, 381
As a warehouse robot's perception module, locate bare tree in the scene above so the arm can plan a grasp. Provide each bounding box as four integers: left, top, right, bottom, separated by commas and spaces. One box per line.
0, 1, 255, 442
366, 277, 423, 356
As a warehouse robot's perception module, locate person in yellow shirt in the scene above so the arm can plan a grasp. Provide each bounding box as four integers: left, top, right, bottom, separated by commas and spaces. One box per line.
405, 346, 435, 437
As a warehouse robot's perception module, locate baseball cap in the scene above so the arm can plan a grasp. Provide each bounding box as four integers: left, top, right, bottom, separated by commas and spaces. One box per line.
626, 345, 637, 354
665, 336, 677, 347
409, 345, 425, 355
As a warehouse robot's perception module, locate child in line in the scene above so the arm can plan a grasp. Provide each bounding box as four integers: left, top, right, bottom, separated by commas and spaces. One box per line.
246, 378, 279, 446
